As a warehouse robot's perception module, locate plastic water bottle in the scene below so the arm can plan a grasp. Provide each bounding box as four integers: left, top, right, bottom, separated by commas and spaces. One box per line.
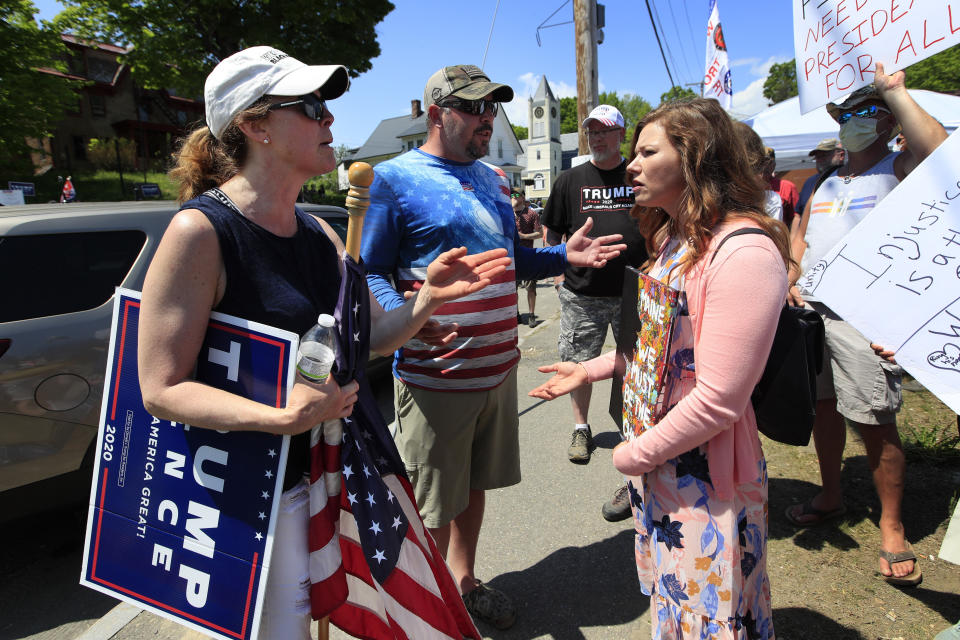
297, 314, 337, 383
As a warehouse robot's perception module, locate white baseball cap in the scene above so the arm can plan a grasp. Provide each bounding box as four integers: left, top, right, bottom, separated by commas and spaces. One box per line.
204, 46, 349, 139
582, 104, 625, 129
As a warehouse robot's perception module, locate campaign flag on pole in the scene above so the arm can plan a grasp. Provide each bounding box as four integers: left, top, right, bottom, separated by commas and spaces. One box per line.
308, 255, 480, 640
704, 0, 732, 109
60, 176, 76, 202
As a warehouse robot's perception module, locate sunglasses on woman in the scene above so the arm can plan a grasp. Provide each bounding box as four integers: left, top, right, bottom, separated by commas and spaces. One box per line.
438, 98, 499, 116
267, 94, 328, 121
837, 104, 890, 124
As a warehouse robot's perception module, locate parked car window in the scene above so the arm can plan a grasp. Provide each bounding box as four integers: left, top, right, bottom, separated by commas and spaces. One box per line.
0, 230, 146, 322
321, 217, 348, 242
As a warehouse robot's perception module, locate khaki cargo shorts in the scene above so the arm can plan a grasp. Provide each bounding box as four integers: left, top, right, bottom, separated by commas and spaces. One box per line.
392, 366, 520, 528
809, 302, 902, 426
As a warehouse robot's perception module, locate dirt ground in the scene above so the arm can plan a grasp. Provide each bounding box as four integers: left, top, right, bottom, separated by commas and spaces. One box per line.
763, 385, 960, 640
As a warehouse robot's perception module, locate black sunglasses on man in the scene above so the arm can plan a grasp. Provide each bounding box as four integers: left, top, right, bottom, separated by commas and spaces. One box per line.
438, 97, 499, 116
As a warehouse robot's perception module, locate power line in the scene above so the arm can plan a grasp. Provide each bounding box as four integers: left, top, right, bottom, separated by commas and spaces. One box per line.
650, 0, 685, 86
481, 0, 501, 70
644, 0, 676, 87
664, 0, 697, 84
682, 0, 703, 75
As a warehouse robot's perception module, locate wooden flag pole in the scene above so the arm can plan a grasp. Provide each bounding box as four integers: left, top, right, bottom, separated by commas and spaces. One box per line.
344, 162, 375, 260
317, 161, 374, 640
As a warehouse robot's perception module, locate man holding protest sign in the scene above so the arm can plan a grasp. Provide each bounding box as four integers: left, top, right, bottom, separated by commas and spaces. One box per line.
786, 62, 947, 587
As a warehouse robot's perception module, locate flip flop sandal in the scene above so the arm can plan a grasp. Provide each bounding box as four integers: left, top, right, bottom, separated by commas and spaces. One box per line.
784, 501, 847, 527
879, 544, 923, 587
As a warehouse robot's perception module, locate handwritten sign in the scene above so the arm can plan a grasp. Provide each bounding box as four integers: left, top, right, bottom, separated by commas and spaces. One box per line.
792, 0, 960, 113
798, 130, 960, 414
609, 267, 680, 439
81, 288, 297, 640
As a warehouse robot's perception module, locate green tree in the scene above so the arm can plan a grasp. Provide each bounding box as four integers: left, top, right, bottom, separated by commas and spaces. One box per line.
558, 96, 579, 134
52, 0, 395, 98
762, 60, 798, 104
598, 91, 652, 131
659, 85, 698, 105
905, 47, 960, 93
0, 0, 82, 175
511, 125, 528, 141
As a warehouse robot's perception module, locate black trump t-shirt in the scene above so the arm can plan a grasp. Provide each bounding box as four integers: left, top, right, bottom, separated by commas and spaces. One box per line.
542, 160, 647, 297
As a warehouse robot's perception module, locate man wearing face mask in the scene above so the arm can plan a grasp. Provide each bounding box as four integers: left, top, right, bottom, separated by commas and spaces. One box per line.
786, 63, 947, 587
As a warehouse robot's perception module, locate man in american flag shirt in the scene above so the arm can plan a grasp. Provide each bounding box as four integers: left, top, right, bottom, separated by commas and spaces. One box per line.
361, 64, 625, 629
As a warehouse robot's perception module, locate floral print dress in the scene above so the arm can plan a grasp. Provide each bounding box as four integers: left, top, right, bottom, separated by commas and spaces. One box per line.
628, 238, 774, 640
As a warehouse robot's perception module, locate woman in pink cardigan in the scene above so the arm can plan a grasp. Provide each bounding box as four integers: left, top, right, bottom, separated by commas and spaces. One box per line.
531, 99, 790, 640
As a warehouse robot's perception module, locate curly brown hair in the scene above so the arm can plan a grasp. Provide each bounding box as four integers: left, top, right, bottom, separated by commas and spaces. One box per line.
168, 97, 272, 203
627, 98, 793, 276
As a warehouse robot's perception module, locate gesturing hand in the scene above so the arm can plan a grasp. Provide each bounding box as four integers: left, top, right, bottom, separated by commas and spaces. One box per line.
528, 361, 589, 400
423, 246, 511, 303
565, 217, 628, 268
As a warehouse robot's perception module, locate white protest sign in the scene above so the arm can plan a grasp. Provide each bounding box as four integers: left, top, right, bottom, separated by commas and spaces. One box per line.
798, 130, 960, 414
792, 0, 960, 114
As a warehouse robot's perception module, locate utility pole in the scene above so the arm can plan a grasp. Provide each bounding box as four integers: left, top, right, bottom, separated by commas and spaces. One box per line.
574, 0, 599, 155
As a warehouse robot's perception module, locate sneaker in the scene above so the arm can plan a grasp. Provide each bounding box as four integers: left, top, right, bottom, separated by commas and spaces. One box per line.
601, 484, 632, 522
462, 581, 516, 629
527, 313, 536, 327
567, 426, 593, 463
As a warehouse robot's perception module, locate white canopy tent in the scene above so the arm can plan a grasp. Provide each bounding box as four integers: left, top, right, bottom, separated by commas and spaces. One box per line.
742, 90, 960, 172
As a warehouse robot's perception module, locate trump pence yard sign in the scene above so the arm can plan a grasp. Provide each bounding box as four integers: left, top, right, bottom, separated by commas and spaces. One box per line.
81, 288, 298, 640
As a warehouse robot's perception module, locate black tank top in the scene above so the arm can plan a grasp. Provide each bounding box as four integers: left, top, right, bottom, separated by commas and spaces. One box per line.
182, 189, 341, 489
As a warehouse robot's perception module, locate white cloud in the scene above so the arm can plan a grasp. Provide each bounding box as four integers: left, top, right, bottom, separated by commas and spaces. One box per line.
731, 55, 793, 79
729, 75, 769, 120
503, 73, 576, 127
726, 55, 794, 119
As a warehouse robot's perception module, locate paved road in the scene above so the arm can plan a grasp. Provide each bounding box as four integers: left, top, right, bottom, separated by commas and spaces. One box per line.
5, 280, 651, 640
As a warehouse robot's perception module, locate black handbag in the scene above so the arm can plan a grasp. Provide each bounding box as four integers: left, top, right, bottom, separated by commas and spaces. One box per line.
712, 228, 825, 446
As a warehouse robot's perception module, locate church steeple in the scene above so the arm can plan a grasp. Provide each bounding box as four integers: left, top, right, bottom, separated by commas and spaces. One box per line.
527, 75, 560, 143
522, 75, 562, 201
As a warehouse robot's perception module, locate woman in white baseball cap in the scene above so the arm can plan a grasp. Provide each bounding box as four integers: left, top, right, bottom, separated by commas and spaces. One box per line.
138, 46, 509, 639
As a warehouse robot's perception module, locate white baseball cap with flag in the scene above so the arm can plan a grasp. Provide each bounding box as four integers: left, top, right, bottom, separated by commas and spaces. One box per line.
582, 104, 625, 129
204, 46, 350, 139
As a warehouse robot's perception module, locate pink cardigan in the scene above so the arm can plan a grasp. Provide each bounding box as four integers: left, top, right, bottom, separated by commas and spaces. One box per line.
581, 220, 788, 499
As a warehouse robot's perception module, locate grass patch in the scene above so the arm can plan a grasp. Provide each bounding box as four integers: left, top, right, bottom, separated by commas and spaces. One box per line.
20, 170, 347, 207
899, 376, 960, 465
23, 169, 178, 203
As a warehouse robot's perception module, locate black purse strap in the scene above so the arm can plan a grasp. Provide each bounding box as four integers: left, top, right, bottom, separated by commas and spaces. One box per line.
709, 227, 771, 265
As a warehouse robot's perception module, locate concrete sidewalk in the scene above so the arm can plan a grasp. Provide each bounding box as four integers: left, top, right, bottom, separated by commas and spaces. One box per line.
92, 280, 652, 639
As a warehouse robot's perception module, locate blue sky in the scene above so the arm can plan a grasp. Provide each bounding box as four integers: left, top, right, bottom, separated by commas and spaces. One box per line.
32, 0, 795, 149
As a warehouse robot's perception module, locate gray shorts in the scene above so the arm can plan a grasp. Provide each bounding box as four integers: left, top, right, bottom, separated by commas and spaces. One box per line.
558, 286, 621, 363
809, 302, 902, 426
392, 367, 520, 528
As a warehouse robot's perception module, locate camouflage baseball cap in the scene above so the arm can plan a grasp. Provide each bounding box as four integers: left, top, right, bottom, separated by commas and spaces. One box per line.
423, 65, 514, 107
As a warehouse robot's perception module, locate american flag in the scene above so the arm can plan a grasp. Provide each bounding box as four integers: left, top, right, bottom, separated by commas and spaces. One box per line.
308, 255, 480, 640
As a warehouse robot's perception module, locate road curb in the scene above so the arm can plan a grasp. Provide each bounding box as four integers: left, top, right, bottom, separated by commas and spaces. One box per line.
75, 603, 142, 640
